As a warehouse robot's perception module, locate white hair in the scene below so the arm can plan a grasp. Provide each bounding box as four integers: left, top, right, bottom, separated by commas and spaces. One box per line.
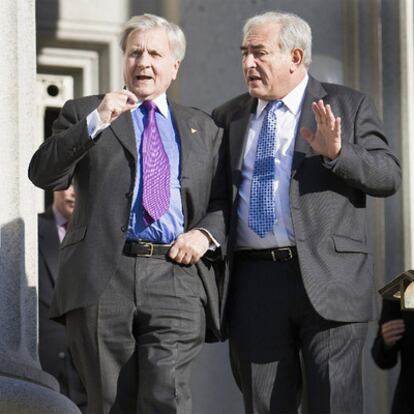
120, 13, 186, 61
243, 11, 312, 68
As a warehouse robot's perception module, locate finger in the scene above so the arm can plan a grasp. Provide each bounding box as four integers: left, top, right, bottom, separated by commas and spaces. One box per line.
334, 117, 341, 136
325, 104, 336, 127
168, 244, 179, 260
125, 101, 138, 111
121, 89, 138, 105
383, 325, 405, 336
383, 322, 405, 331
190, 250, 203, 263
177, 251, 189, 264
383, 318, 405, 326
300, 127, 314, 142
384, 334, 403, 345
383, 319, 405, 330
384, 320, 406, 329
181, 254, 193, 265
103, 93, 134, 113
316, 99, 328, 120
385, 328, 406, 337
311, 101, 324, 124
382, 325, 405, 337
386, 334, 404, 341
171, 250, 185, 263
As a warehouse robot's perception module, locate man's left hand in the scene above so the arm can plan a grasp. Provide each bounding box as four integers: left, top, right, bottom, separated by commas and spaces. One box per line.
168, 229, 210, 265
300, 99, 342, 160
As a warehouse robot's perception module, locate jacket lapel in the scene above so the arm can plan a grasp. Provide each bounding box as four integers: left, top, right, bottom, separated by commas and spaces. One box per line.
110, 111, 137, 161
38, 207, 60, 282
292, 76, 328, 175
170, 102, 196, 181
228, 97, 257, 202
169, 101, 198, 228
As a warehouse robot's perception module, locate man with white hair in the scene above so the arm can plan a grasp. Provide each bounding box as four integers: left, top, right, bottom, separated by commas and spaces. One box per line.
29, 13, 226, 413
213, 10, 400, 414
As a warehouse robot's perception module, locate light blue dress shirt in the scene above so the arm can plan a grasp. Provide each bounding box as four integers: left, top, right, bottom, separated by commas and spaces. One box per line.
237, 74, 309, 249
127, 94, 184, 243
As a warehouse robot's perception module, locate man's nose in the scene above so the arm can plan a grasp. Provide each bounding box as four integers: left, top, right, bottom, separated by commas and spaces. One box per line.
243, 53, 256, 68
136, 51, 151, 68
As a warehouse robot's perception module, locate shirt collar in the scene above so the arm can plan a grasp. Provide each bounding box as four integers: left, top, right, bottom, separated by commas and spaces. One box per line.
135, 93, 169, 118
52, 205, 68, 227
255, 73, 309, 118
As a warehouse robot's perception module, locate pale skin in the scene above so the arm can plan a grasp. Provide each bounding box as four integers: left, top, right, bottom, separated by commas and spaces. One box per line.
95, 27, 210, 265
381, 319, 405, 347
242, 23, 342, 160
300, 100, 342, 160
53, 184, 76, 220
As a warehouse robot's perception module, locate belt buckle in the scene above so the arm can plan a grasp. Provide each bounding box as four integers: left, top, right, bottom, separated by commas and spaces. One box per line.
271, 247, 293, 262
139, 241, 154, 257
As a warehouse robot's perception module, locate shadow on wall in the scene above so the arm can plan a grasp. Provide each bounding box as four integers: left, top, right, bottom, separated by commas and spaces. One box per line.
129, 0, 165, 16
0, 218, 33, 357
35, 0, 59, 49
0, 218, 58, 390
310, 54, 343, 85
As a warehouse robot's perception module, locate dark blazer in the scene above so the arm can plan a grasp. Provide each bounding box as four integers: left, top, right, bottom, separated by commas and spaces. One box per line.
38, 207, 87, 407
29, 95, 227, 340
371, 300, 414, 414
212, 76, 401, 323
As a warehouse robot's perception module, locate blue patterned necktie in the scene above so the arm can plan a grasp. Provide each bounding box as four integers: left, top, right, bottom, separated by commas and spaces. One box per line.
248, 100, 283, 238
141, 100, 170, 224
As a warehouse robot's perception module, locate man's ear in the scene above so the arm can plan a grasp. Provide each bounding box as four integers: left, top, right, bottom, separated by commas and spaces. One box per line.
290, 48, 304, 72
172, 59, 181, 81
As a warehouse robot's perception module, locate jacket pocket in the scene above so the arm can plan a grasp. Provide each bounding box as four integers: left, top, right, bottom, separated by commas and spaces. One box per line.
332, 234, 370, 254
60, 225, 87, 248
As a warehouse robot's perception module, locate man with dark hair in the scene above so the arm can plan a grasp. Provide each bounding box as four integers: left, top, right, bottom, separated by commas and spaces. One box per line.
38, 185, 87, 413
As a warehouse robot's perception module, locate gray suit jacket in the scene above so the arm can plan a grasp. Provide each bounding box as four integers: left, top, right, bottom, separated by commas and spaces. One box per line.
29, 95, 227, 340
212, 76, 401, 323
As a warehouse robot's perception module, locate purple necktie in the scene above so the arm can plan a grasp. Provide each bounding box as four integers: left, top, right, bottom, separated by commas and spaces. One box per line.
141, 100, 170, 223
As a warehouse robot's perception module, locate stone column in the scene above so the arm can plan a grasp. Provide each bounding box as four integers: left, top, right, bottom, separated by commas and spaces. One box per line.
0, 0, 80, 412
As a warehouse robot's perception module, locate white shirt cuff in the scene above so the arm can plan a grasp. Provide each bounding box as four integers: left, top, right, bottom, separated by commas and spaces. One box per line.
197, 228, 220, 251
87, 109, 110, 140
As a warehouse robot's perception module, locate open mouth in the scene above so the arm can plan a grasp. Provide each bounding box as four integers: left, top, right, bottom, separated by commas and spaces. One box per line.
248, 75, 262, 82
136, 75, 153, 81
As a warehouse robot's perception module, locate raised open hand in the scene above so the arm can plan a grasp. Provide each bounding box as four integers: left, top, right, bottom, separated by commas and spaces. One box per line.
300, 99, 342, 160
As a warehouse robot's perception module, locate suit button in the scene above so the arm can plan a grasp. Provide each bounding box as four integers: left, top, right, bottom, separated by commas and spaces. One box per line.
58, 352, 66, 359
121, 225, 127, 232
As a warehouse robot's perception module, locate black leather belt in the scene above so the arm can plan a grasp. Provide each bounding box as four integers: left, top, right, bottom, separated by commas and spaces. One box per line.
123, 240, 171, 257
236, 246, 297, 262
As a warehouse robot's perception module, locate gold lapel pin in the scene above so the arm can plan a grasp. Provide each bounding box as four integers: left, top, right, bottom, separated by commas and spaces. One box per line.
190, 128, 197, 134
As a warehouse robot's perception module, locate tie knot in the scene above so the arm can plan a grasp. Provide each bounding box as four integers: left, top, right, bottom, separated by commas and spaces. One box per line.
142, 100, 157, 113
268, 100, 283, 114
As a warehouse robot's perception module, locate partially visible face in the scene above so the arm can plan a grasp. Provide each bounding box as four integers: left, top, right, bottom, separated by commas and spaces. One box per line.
53, 185, 75, 220
241, 23, 294, 100
123, 27, 180, 101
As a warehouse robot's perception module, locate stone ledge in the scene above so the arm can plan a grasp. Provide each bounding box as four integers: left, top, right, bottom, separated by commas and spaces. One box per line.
0, 376, 80, 414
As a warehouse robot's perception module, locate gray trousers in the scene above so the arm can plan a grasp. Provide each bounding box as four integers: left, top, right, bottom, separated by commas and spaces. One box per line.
66, 253, 206, 414
228, 255, 367, 414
